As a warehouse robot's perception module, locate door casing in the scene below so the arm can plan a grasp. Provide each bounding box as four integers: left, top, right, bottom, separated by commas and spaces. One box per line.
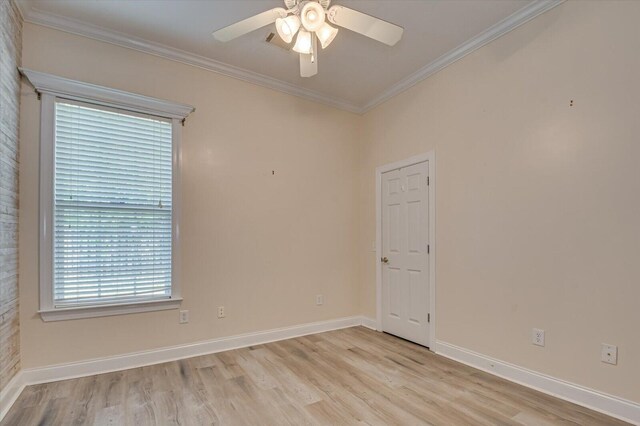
375, 151, 436, 349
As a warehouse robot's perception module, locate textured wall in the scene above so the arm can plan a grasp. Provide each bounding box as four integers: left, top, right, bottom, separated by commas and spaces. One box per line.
0, 0, 22, 393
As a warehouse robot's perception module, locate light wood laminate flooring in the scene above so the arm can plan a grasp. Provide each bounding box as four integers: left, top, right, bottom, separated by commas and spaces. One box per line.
2, 327, 629, 425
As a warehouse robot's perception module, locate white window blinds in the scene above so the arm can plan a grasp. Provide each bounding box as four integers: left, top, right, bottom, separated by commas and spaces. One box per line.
54, 101, 173, 307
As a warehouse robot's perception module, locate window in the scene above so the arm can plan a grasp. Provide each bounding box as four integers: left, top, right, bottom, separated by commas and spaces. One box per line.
22, 69, 194, 321
54, 102, 173, 307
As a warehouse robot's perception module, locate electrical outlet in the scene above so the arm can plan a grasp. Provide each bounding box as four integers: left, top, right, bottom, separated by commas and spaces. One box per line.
179, 310, 189, 324
316, 295, 324, 306
601, 344, 617, 365
532, 328, 545, 346
217, 306, 225, 318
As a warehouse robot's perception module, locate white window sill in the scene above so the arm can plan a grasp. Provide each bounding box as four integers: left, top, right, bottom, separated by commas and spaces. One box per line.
39, 297, 183, 322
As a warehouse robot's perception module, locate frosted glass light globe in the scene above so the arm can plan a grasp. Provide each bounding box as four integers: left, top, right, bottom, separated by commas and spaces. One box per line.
276, 15, 301, 43
293, 29, 312, 54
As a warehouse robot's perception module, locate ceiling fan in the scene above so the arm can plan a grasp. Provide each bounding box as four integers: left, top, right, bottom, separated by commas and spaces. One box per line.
212, 0, 403, 78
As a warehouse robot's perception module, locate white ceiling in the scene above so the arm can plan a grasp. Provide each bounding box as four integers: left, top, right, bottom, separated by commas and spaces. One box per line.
17, 0, 559, 112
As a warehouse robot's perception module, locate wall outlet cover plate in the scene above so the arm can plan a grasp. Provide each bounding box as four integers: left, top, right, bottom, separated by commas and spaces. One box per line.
532, 328, 545, 347
601, 344, 618, 365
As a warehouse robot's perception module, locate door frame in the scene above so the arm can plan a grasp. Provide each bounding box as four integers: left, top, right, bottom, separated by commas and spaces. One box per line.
375, 151, 436, 349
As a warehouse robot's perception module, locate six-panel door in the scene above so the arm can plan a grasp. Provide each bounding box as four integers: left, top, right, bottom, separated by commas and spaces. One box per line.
381, 161, 430, 346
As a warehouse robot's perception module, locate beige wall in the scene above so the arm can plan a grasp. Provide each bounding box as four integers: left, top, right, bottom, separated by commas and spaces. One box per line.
17, 0, 640, 406
19, 23, 361, 368
0, 0, 22, 393
359, 1, 640, 403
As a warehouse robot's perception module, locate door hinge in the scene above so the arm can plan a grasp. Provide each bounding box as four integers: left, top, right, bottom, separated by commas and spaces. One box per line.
427, 244, 430, 254
428, 313, 430, 323
427, 176, 430, 186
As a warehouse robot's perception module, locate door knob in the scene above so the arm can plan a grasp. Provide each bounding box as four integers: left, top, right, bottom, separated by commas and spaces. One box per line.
381, 257, 389, 264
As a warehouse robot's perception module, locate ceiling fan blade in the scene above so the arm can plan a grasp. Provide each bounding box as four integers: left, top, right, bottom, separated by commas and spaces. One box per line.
213, 8, 286, 42
327, 5, 403, 46
300, 53, 317, 78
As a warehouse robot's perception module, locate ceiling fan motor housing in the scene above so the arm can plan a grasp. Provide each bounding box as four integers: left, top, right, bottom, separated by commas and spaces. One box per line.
285, 0, 331, 11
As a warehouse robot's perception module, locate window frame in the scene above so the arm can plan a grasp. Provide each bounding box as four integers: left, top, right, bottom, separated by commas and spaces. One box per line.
21, 68, 194, 321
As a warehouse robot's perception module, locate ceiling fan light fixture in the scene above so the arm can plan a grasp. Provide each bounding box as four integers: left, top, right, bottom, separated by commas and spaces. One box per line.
300, 1, 325, 32
211, 0, 404, 78
293, 29, 313, 54
276, 15, 301, 43
316, 22, 338, 49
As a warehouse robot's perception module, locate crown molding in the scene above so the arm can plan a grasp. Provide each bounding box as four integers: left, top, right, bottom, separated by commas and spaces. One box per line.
360, 0, 565, 113
19, 5, 363, 114
18, 0, 564, 115
12, 0, 25, 21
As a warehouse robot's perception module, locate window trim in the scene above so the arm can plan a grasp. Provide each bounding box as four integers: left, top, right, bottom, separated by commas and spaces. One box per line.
21, 68, 194, 321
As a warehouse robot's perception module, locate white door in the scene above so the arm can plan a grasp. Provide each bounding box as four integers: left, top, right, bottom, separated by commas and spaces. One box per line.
381, 161, 430, 346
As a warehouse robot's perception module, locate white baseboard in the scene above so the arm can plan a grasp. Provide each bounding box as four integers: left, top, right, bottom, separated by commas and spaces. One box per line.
0, 371, 26, 421
436, 341, 640, 425
0, 315, 365, 421
22, 316, 363, 386
360, 316, 379, 330
5, 319, 637, 425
